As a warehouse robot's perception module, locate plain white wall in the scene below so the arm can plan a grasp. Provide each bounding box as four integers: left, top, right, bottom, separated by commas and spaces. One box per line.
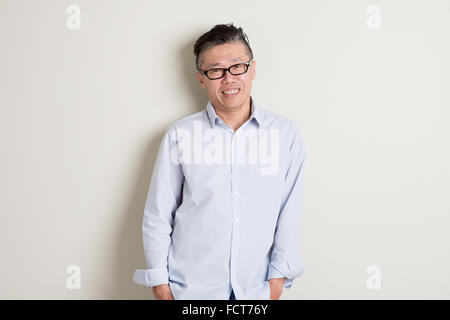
1, 0, 449, 299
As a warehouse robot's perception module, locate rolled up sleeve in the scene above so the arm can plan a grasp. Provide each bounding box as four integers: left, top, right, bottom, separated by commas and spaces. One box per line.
267, 121, 306, 289
133, 125, 184, 288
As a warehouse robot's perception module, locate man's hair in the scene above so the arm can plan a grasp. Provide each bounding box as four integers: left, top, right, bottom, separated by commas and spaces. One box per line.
193, 23, 254, 71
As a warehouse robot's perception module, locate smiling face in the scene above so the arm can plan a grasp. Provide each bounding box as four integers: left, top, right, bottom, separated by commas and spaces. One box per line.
196, 41, 256, 112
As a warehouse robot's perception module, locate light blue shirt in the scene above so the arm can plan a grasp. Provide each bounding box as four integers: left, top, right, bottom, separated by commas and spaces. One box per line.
133, 96, 306, 299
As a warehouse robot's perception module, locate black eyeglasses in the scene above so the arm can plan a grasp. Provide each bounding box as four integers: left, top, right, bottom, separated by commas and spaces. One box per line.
201, 60, 252, 80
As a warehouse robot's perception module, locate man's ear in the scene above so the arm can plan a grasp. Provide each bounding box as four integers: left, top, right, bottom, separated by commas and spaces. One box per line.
250, 60, 256, 80
196, 71, 206, 89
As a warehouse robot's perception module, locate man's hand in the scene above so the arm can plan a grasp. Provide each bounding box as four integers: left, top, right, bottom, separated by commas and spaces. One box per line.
268, 278, 285, 300
152, 284, 174, 300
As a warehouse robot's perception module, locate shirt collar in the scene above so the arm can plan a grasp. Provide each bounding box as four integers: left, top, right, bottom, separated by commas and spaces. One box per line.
206, 96, 263, 129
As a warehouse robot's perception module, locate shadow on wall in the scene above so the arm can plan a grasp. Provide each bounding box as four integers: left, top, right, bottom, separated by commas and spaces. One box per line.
112, 34, 208, 299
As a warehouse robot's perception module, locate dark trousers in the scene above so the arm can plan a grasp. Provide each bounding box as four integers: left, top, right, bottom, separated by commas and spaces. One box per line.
229, 289, 236, 300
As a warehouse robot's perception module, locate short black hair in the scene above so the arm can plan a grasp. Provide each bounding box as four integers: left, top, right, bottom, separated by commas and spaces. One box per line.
193, 23, 254, 71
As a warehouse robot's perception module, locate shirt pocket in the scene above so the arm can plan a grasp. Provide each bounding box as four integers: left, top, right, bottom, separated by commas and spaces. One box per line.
181, 162, 230, 204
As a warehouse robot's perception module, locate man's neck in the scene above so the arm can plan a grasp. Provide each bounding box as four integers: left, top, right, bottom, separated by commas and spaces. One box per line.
213, 97, 252, 132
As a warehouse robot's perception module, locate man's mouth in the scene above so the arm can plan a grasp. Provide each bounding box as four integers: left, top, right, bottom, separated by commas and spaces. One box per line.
221, 88, 240, 96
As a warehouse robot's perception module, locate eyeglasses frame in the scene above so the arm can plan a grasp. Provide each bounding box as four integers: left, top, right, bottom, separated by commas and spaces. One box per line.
201, 60, 253, 80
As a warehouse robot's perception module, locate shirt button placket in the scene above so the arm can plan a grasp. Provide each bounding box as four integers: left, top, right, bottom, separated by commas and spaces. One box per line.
230, 129, 240, 288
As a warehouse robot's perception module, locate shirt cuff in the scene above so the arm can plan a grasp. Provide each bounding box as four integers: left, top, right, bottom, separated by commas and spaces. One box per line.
267, 264, 296, 289
133, 267, 168, 288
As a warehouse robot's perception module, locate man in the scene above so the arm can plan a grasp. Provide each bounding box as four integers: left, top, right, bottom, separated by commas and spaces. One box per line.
133, 23, 306, 300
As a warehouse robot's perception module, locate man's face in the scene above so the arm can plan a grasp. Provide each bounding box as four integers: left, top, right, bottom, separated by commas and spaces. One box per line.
196, 41, 256, 111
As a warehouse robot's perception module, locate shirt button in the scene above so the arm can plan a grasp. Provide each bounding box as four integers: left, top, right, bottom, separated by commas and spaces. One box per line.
233, 190, 239, 195
235, 218, 239, 223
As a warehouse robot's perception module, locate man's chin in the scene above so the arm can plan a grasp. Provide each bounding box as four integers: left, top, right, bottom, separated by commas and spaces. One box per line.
216, 97, 247, 109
